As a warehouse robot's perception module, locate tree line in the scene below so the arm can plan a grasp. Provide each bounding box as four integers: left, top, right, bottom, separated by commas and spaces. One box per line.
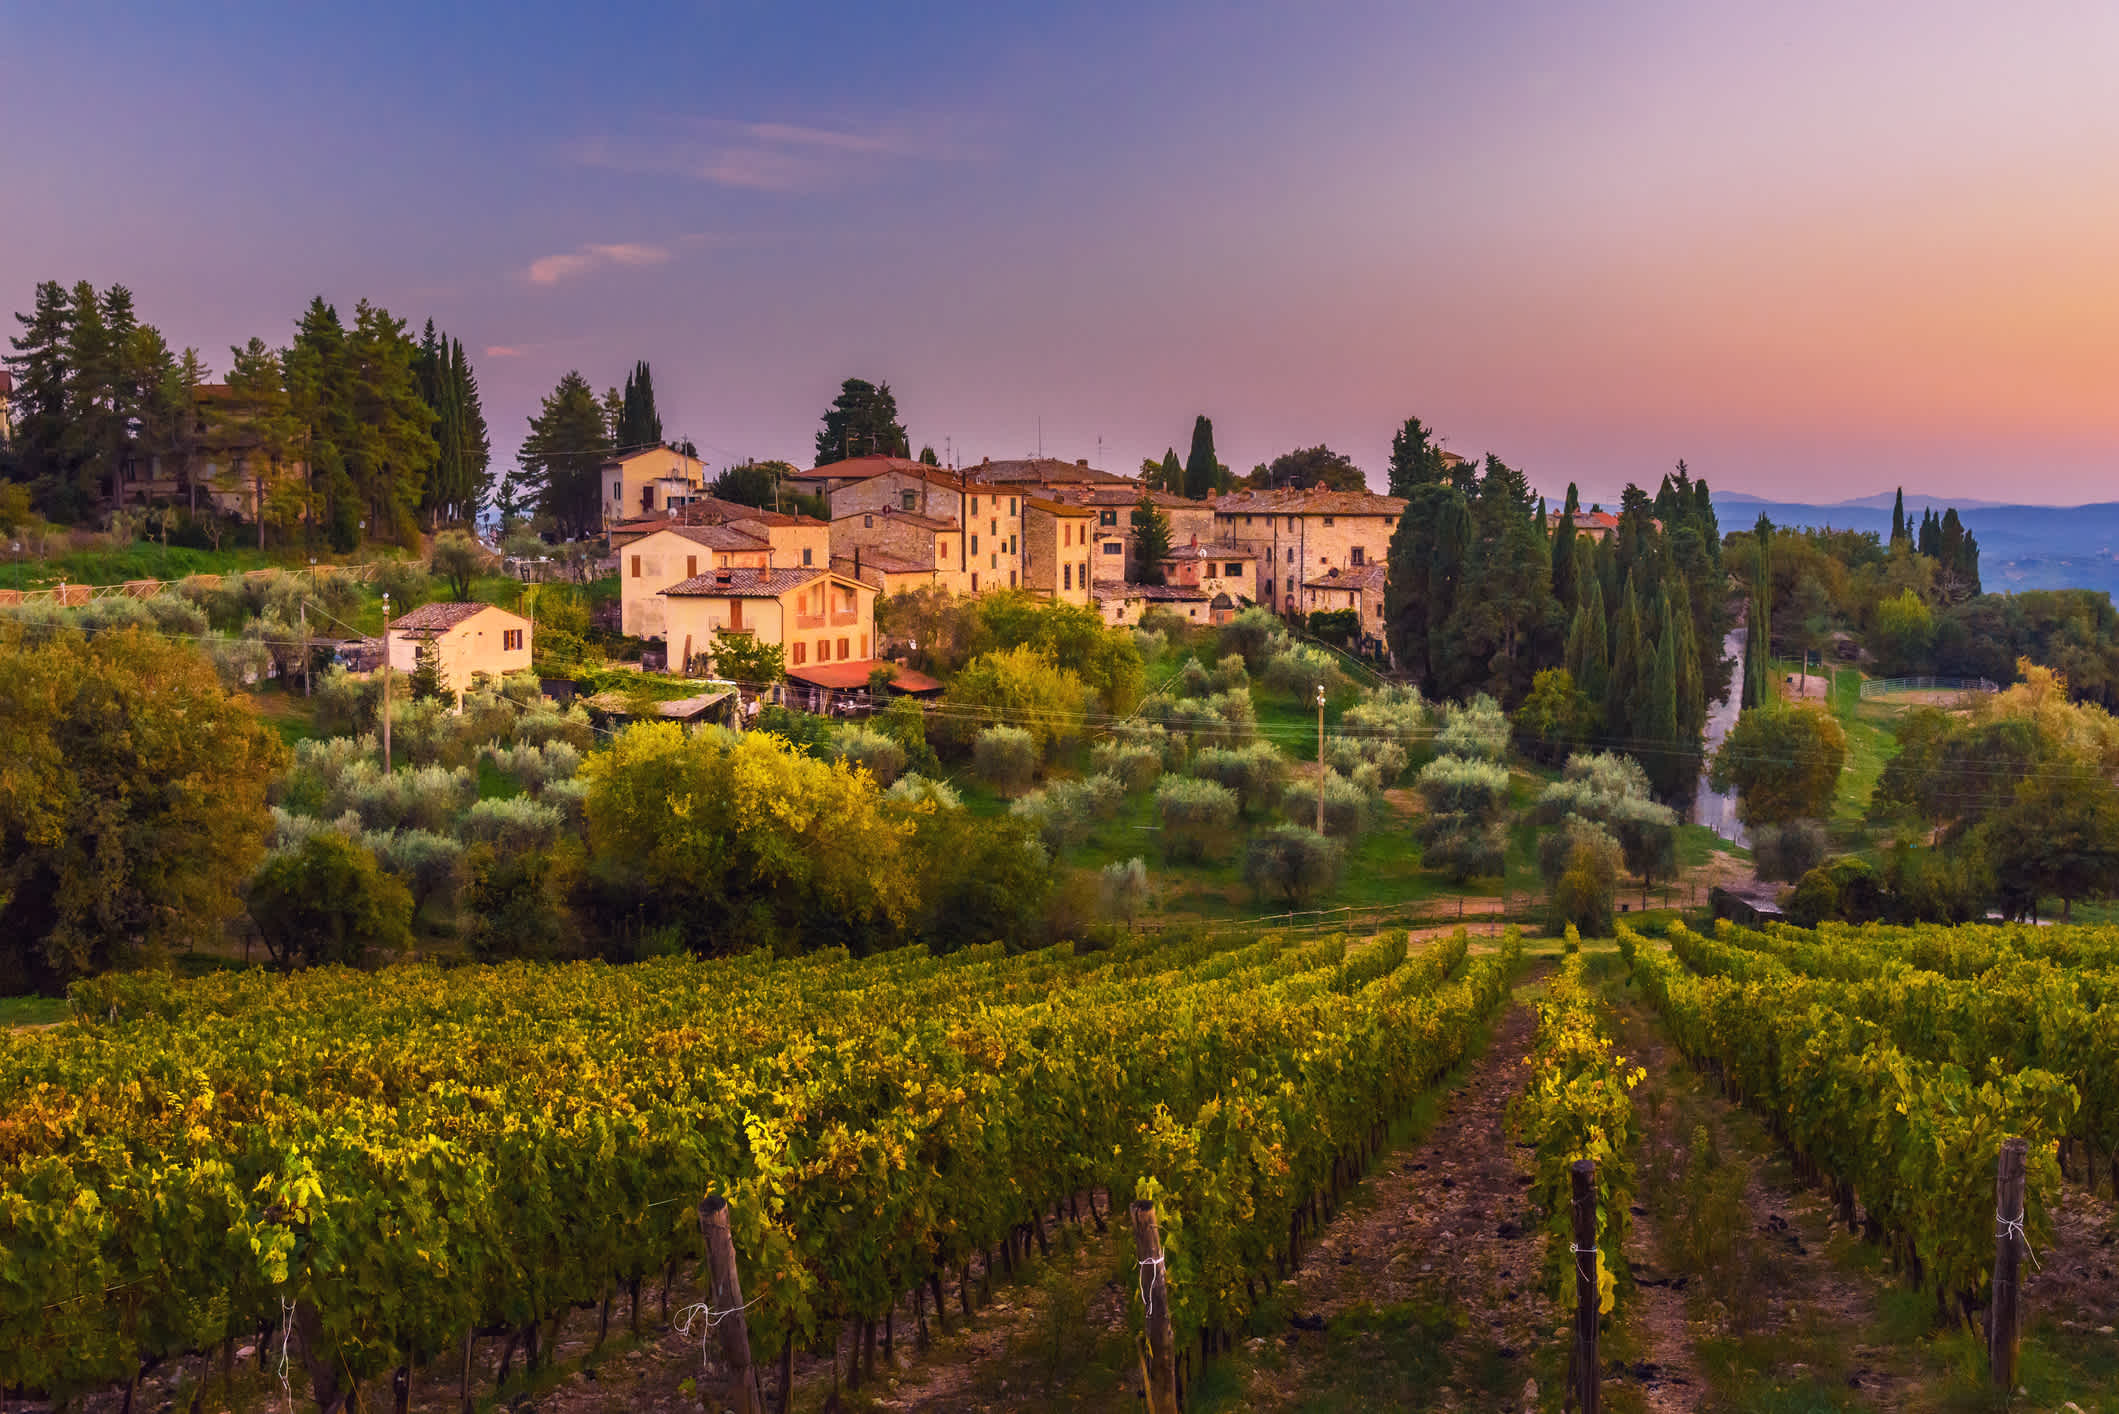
3, 281, 489, 547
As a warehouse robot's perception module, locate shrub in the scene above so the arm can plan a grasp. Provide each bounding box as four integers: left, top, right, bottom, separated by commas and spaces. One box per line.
1131, 627, 1168, 663
1111, 721, 1187, 770
1099, 857, 1151, 926
540, 776, 588, 826
1283, 770, 1369, 838
1244, 825, 1343, 905
1189, 743, 1287, 816
370, 558, 432, 613
886, 773, 962, 810
1012, 781, 1096, 855
1549, 833, 1620, 936
942, 645, 1088, 753
514, 704, 595, 752
1340, 684, 1427, 744
833, 724, 910, 786
205, 628, 272, 690
1420, 815, 1509, 883
1221, 607, 1290, 670
1154, 776, 1238, 862
1323, 733, 1408, 782
872, 695, 942, 777
1202, 689, 1257, 743
459, 841, 580, 962
366, 828, 464, 913
1262, 643, 1346, 696
246, 834, 413, 968
1414, 754, 1511, 820
1436, 694, 1510, 762
756, 705, 834, 757
1083, 771, 1126, 820
1176, 656, 1213, 698
461, 796, 566, 852
1751, 818, 1829, 884
144, 595, 209, 637
1539, 816, 1622, 887
1209, 653, 1251, 694
1090, 740, 1163, 792
973, 725, 1040, 796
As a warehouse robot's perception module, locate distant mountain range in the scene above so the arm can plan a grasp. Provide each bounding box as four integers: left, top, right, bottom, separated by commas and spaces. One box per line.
1707, 492, 2119, 599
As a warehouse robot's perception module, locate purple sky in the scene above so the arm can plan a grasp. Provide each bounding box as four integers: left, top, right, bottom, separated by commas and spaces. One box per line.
5, 2, 2117, 504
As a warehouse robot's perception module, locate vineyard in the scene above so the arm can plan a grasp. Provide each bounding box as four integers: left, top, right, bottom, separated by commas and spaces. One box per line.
0, 927, 1517, 1410
12, 918, 2119, 1411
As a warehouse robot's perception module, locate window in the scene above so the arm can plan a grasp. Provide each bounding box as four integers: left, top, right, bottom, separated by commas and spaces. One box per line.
1009, 570, 1016, 587
1384, 516, 1396, 527
990, 518, 998, 535
1245, 515, 1254, 525
792, 641, 807, 665
970, 496, 980, 514
1063, 524, 1070, 547
1286, 548, 1295, 562
686, 555, 698, 579
838, 637, 849, 660
630, 555, 641, 578
817, 638, 829, 662
503, 629, 523, 651
864, 514, 874, 528
1224, 562, 1242, 576
1101, 509, 1117, 526
972, 573, 980, 592
802, 547, 813, 566
1009, 498, 1017, 514
1263, 577, 1274, 595
861, 632, 869, 657
989, 553, 997, 569
1064, 564, 1072, 591
1350, 546, 1365, 566
1103, 541, 1122, 555
971, 533, 980, 554
1287, 516, 1296, 530
900, 490, 916, 511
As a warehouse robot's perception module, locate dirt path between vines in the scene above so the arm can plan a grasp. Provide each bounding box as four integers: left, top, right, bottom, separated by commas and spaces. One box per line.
1610, 986, 1921, 1410
1228, 969, 1552, 1411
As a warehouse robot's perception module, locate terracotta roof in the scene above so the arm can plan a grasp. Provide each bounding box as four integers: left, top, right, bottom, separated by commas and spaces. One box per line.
633, 522, 772, 552
1024, 496, 1093, 517
972, 457, 1132, 486
835, 507, 959, 533
661, 568, 829, 599
1302, 564, 1388, 592
1044, 485, 1186, 508
788, 660, 943, 692
1094, 582, 1210, 602
834, 550, 931, 575
1162, 541, 1255, 562
0, 369, 11, 397
610, 497, 822, 532
798, 455, 953, 483
1211, 489, 1406, 516
389, 601, 509, 635
1547, 508, 1625, 533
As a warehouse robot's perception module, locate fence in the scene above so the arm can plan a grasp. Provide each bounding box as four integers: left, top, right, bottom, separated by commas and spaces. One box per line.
1858, 675, 1999, 699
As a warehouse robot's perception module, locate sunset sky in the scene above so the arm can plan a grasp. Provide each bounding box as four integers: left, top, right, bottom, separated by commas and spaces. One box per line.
6, 2, 2117, 504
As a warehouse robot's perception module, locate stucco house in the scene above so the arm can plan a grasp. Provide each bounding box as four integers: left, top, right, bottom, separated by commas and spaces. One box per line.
1211, 488, 1405, 615
601, 445, 708, 525
384, 602, 532, 690
657, 567, 878, 680
1021, 497, 1096, 605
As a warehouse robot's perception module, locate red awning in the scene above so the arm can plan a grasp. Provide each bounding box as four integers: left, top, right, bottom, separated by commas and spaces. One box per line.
785, 660, 942, 693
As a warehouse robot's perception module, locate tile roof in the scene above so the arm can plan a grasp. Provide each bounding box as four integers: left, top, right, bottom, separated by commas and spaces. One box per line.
1301, 564, 1388, 592
1024, 495, 1093, 517
1211, 489, 1407, 516
600, 444, 705, 470
1044, 485, 1188, 508
798, 455, 953, 483
635, 522, 772, 552
661, 568, 829, 599
1161, 541, 1256, 562
389, 601, 506, 635
788, 660, 943, 692
971, 457, 1133, 486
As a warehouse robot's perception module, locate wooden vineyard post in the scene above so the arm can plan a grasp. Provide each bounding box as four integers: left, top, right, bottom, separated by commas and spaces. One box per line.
1570, 1159, 1601, 1414
1989, 1137, 2028, 1391
700, 1195, 764, 1414
1130, 1200, 1177, 1414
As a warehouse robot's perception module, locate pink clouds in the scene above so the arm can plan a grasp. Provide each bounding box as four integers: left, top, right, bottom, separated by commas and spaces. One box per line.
524, 242, 670, 286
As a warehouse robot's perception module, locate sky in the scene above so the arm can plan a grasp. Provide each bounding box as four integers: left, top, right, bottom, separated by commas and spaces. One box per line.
5, 1, 2118, 505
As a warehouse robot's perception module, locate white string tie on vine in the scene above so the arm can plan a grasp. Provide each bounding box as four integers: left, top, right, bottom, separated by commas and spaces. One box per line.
1569, 1242, 1600, 1280
1996, 1209, 2042, 1271
277, 1295, 296, 1414
1137, 1253, 1166, 1310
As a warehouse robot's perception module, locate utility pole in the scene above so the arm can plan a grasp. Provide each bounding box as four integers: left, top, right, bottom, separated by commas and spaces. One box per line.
299, 601, 310, 698
1315, 682, 1327, 834
380, 592, 393, 773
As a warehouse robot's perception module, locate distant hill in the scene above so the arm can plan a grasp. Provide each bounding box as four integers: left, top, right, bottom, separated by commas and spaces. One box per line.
1707, 493, 2119, 599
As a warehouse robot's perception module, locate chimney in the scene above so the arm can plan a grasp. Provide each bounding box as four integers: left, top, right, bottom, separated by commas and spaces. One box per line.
1076, 458, 1088, 468
1189, 534, 1199, 548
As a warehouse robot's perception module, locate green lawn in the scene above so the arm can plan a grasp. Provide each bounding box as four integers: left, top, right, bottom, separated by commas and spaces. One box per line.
0, 541, 422, 591
1823, 666, 1897, 849
0, 996, 68, 1027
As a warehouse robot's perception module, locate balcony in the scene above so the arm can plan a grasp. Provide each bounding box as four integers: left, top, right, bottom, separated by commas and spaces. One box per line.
829, 610, 858, 626
794, 613, 826, 630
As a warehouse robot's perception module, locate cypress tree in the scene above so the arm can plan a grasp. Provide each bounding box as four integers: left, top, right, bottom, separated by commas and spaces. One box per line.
1183, 415, 1219, 500
1645, 592, 1681, 797
1670, 573, 1702, 736
1566, 576, 1609, 728
1890, 487, 1907, 546
618, 361, 663, 450
1607, 579, 1646, 742
1550, 483, 1580, 610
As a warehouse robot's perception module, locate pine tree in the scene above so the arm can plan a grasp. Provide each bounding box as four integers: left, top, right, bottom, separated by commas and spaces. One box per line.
1182, 415, 1220, 500
618, 361, 662, 450
1131, 491, 1173, 583
409, 636, 444, 700
815, 379, 909, 464
1384, 483, 1473, 695
287, 298, 362, 549
211, 338, 300, 548
5, 281, 74, 508
918, 445, 940, 466
520, 370, 612, 539
1386, 416, 1449, 496
344, 300, 438, 546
